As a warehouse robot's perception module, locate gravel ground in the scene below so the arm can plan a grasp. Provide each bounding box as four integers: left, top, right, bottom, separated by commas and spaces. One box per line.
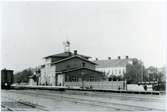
1, 89, 165, 111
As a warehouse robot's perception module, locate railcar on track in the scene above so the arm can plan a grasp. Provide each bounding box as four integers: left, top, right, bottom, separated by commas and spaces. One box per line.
1, 69, 14, 89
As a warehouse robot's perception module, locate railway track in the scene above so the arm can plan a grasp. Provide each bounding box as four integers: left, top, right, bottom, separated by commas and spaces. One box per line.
65, 90, 164, 102
8, 90, 164, 111
1, 96, 48, 111
1, 104, 13, 111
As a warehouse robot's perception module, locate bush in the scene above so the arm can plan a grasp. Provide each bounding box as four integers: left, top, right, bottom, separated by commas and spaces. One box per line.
108, 75, 123, 81
153, 82, 166, 91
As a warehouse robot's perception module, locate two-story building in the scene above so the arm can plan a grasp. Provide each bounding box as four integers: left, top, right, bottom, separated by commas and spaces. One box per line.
39, 50, 104, 86
95, 56, 139, 77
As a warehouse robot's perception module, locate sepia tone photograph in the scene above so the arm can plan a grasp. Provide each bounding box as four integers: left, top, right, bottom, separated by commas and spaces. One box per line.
1, 1, 166, 112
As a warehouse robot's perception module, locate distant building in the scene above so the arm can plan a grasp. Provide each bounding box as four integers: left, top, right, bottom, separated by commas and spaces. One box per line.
157, 67, 166, 75
39, 41, 104, 86
146, 66, 166, 82
94, 56, 139, 77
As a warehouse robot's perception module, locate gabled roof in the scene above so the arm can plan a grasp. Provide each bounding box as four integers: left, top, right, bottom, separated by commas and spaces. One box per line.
44, 51, 91, 59
51, 55, 96, 65
95, 58, 137, 68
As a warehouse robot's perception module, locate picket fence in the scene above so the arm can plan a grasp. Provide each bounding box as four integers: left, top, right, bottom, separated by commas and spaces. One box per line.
65, 81, 127, 90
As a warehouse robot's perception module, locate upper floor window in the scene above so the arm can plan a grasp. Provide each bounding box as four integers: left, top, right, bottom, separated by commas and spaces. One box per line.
90, 76, 95, 81
66, 65, 70, 70
82, 62, 86, 67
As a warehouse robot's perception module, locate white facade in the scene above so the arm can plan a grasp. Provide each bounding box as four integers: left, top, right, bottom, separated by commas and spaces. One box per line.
96, 67, 126, 76
39, 67, 45, 84
39, 58, 56, 86
95, 59, 134, 77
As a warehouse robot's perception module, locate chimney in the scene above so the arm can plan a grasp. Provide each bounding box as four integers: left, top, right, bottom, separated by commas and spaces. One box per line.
108, 57, 111, 60
74, 50, 77, 55
118, 56, 121, 59
126, 56, 129, 59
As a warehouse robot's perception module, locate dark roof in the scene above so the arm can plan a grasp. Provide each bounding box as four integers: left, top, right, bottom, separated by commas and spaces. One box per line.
1, 69, 13, 72
44, 51, 91, 59
95, 58, 137, 68
51, 55, 96, 65
56, 67, 103, 74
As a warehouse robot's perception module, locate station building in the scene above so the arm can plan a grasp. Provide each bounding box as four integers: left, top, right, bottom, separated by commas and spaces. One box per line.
39, 45, 104, 86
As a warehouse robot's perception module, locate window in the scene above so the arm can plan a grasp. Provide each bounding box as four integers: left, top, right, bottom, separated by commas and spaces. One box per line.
112, 70, 114, 74
71, 76, 78, 82
66, 65, 70, 69
115, 70, 117, 74
119, 70, 121, 74
82, 62, 86, 67
123, 69, 126, 74
65, 76, 69, 82
90, 76, 95, 81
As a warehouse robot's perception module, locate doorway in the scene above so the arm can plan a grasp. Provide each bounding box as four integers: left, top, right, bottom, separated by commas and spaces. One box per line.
57, 74, 64, 86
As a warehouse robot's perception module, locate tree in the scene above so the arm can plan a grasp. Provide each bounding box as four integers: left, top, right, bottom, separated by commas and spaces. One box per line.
147, 66, 157, 81
108, 75, 123, 81
22, 69, 33, 83
146, 66, 166, 82
14, 68, 34, 84
124, 60, 146, 84
14, 72, 22, 84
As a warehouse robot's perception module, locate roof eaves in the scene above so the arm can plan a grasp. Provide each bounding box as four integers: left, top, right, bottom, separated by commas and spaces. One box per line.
51, 55, 96, 65
76, 55, 96, 65
59, 67, 103, 74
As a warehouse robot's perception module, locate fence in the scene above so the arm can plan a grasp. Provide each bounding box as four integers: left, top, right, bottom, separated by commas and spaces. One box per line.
65, 81, 126, 90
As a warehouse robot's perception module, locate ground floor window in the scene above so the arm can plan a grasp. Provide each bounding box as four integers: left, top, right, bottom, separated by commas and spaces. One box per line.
72, 76, 78, 82
68, 75, 78, 82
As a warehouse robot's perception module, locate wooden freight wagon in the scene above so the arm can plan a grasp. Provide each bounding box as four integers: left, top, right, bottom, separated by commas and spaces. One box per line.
1, 69, 14, 89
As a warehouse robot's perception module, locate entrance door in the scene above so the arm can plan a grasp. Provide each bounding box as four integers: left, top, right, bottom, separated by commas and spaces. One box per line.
57, 74, 64, 86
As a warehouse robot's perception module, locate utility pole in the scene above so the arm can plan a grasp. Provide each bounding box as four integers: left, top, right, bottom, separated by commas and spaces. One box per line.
140, 59, 143, 82
142, 62, 144, 82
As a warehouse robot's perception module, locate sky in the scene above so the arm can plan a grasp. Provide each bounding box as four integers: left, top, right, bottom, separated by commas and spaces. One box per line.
1, 1, 166, 72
